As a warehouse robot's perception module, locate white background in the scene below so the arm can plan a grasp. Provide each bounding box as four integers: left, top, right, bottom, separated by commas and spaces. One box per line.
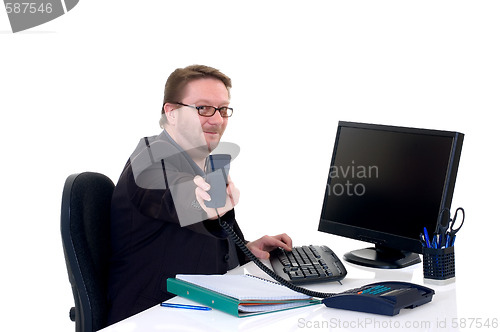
1, 1, 499, 330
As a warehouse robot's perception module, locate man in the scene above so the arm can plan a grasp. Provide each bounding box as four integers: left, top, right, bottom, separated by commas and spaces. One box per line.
107, 65, 292, 325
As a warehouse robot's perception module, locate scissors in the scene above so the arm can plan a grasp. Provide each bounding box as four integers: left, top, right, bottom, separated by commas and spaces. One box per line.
434, 207, 465, 248
445, 207, 465, 247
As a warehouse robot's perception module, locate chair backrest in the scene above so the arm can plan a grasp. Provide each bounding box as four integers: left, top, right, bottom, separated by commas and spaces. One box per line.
61, 172, 115, 332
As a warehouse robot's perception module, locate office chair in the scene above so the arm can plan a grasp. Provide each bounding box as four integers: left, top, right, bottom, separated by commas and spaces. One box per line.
61, 172, 115, 332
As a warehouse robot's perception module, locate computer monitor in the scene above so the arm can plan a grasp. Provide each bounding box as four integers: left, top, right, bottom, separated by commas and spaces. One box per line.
318, 121, 464, 269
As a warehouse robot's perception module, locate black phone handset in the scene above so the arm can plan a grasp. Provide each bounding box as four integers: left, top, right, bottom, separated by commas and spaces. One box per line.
205, 154, 232, 208
206, 154, 436, 315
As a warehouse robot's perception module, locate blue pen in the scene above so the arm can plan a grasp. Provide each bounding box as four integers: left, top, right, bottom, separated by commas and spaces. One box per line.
449, 233, 456, 247
161, 303, 212, 311
423, 227, 431, 248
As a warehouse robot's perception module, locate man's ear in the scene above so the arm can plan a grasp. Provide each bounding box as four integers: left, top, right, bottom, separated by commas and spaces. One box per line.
163, 103, 177, 125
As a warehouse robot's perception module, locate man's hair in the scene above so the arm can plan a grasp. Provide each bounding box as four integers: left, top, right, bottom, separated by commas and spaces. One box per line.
159, 65, 232, 128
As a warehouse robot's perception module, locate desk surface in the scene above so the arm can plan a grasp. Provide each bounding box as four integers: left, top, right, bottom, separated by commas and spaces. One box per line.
99, 245, 495, 332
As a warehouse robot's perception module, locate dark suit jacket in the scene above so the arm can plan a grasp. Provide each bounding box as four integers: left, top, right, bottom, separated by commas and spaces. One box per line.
106, 131, 248, 325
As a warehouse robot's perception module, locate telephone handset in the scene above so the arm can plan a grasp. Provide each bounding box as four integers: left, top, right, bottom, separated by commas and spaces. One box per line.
204, 154, 231, 208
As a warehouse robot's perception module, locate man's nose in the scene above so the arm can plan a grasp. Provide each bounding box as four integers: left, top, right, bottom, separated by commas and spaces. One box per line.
208, 110, 224, 124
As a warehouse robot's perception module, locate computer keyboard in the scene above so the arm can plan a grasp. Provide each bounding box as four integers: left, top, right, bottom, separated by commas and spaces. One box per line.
270, 245, 347, 285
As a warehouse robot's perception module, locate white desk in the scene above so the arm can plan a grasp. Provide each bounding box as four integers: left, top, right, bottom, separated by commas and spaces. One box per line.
99, 252, 483, 332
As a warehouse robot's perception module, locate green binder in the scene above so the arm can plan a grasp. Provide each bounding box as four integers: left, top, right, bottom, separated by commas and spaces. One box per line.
166, 275, 320, 318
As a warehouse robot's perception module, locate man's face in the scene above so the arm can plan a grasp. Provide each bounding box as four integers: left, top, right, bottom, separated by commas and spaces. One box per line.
170, 78, 230, 155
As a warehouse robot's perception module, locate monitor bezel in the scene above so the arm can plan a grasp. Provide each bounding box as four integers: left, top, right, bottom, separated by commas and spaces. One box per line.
318, 121, 464, 255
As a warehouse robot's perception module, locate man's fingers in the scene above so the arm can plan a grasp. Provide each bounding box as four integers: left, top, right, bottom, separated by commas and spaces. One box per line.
195, 186, 211, 201
277, 233, 293, 250
193, 175, 210, 191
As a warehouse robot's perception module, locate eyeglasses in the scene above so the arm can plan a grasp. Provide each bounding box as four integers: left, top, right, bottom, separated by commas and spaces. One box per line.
174, 102, 233, 118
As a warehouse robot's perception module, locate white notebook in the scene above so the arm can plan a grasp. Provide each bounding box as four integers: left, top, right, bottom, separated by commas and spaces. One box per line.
176, 274, 312, 301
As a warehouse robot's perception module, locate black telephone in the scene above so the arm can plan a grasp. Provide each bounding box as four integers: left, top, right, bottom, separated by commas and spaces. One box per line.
204, 154, 231, 208
206, 154, 435, 316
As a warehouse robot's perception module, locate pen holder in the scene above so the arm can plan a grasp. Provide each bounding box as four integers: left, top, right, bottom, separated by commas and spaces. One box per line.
422, 246, 455, 281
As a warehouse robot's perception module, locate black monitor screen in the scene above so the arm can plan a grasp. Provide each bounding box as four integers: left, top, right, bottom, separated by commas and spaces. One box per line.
318, 121, 464, 268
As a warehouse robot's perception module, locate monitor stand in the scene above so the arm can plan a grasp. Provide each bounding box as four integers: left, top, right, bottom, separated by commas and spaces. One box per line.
343, 245, 421, 269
